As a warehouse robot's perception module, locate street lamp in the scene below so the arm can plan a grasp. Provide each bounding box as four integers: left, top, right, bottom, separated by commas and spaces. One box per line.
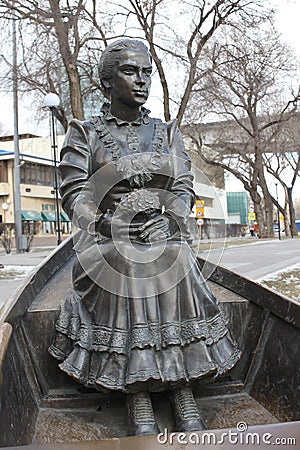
1, 202, 8, 223
44, 93, 61, 245
275, 182, 281, 241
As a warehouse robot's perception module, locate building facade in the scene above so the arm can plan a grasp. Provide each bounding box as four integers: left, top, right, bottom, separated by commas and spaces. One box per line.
226, 191, 248, 225
0, 135, 71, 236
185, 142, 228, 239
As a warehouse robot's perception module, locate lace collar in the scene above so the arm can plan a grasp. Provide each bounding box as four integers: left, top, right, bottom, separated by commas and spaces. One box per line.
90, 110, 166, 188
101, 102, 150, 126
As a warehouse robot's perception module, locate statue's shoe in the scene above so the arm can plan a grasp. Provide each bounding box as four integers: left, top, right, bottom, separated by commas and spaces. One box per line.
170, 387, 207, 432
128, 422, 160, 436
127, 392, 160, 436
175, 417, 207, 432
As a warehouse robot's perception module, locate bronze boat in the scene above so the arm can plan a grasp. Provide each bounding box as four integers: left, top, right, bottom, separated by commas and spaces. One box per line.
0, 234, 299, 449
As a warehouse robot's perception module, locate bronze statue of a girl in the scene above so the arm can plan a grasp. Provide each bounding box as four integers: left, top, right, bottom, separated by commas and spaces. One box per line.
49, 38, 240, 436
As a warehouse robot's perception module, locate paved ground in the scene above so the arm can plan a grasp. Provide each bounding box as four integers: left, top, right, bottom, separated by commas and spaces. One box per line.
1, 235, 299, 308
0, 234, 69, 308
201, 237, 300, 280
0, 249, 56, 307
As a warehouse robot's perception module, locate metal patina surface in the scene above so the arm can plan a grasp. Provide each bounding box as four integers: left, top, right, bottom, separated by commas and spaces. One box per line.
0, 37, 299, 448
0, 235, 299, 446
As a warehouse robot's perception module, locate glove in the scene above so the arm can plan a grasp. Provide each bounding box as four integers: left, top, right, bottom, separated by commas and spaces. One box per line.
97, 210, 114, 238
97, 210, 139, 239
138, 213, 178, 243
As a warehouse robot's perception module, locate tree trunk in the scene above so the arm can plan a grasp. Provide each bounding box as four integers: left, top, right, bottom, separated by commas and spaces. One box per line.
255, 144, 274, 238
265, 196, 275, 238
250, 190, 264, 238
67, 68, 85, 120
287, 187, 297, 237
49, 0, 84, 120
284, 202, 291, 236
255, 204, 265, 238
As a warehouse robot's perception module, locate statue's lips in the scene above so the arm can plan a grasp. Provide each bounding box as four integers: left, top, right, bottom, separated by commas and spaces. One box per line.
133, 90, 148, 96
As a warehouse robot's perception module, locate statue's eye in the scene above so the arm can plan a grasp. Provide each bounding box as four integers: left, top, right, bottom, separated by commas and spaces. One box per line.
121, 67, 136, 75
143, 69, 152, 77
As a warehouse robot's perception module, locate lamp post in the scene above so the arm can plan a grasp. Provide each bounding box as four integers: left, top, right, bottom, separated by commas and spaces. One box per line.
12, 13, 22, 252
44, 93, 61, 246
2, 202, 8, 224
275, 182, 281, 241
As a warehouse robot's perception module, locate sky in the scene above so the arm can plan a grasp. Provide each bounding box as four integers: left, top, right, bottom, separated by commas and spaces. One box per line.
0, 1, 300, 136
271, 0, 300, 58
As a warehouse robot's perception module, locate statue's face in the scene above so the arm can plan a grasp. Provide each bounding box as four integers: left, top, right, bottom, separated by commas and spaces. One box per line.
108, 48, 152, 107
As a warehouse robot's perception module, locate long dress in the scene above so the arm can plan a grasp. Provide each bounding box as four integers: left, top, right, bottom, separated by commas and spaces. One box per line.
49, 105, 241, 393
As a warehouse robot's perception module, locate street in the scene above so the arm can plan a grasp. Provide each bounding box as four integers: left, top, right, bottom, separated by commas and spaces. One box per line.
200, 237, 300, 280
0, 248, 54, 308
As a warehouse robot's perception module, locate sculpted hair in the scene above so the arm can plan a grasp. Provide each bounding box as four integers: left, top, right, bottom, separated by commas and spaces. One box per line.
98, 39, 151, 98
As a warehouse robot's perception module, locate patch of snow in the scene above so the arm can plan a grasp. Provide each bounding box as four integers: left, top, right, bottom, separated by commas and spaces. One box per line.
257, 262, 300, 282
0, 265, 36, 280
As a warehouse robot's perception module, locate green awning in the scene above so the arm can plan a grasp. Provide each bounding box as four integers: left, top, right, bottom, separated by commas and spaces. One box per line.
41, 211, 59, 222
60, 211, 70, 222
21, 210, 42, 221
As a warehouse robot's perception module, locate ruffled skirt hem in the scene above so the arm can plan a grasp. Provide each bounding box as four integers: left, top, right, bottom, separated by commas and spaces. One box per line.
49, 330, 241, 393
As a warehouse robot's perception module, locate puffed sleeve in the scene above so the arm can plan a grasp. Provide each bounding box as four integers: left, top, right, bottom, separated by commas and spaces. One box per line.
164, 119, 195, 238
59, 119, 101, 231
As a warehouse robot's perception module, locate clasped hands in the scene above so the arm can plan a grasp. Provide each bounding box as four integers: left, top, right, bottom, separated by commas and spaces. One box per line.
97, 211, 178, 243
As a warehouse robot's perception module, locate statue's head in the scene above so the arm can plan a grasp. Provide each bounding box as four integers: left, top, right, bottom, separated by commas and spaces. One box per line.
98, 39, 152, 102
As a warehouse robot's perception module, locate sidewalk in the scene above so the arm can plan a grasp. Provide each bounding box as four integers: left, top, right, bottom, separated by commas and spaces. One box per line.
192, 235, 279, 252
0, 235, 71, 307
0, 234, 70, 254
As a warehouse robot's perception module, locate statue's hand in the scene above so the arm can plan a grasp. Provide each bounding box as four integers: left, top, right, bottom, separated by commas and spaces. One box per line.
97, 210, 114, 237
138, 214, 177, 242
97, 210, 138, 238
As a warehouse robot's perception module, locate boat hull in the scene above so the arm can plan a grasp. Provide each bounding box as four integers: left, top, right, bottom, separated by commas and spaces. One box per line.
0, 235, 299, 446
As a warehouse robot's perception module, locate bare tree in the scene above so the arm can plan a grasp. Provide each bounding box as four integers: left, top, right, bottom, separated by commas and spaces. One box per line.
184, 26, 300, 237
0, 0, 111, 129
264, 115, 300, 236
112, 0, 269, 125
0, 0, 271, 131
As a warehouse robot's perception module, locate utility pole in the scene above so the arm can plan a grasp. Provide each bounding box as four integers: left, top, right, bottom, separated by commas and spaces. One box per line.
12, 14, 22, 252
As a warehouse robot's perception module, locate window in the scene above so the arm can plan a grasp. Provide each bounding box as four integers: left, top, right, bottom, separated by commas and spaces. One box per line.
20, 162, 54, 186
20, 164, 25, 183
0, 161, 8, 182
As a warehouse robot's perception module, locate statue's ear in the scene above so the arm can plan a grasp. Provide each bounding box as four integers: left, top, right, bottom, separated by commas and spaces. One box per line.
100, 80, 111, 100
102, 79, 111, 89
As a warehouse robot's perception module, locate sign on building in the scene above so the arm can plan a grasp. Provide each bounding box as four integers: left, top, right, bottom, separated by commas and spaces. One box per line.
248, 212, 256, 221
195, 199, 205, 218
